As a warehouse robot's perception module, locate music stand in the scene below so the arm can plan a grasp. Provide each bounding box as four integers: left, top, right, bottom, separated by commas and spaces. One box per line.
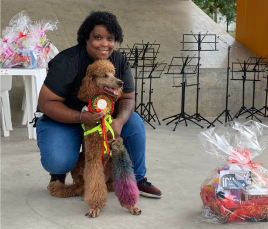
163, 55, 203, 130
245, 57, 267, 120
181, 32, 218, 127
231, 57, 263, 122
141, 61, 166, 124
208, 46, 233, 128
117, 41, 163, 129
251, 57, 268, 117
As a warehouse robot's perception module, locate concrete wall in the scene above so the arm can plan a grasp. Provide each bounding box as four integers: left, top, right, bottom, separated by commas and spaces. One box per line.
1, 0, 264, 124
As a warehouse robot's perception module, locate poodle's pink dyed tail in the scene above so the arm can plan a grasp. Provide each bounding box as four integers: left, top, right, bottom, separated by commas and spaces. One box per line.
112, 147, 139, 207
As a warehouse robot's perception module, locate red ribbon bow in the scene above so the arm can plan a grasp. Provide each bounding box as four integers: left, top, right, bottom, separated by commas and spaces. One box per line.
227, 150, 268, 185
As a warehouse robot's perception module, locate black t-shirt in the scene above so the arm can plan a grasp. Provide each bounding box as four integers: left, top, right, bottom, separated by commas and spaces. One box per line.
44, 45, 134, 112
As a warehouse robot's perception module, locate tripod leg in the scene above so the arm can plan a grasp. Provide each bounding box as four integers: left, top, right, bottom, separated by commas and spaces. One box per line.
184, 116, 187, 126
173, 121, 180, 131
135, 112, 155, 129
166, 115, 181, 125
139, 104, 158, 126
256, 107, 266, 117
207, 110, 226, 128
198, 115, 214, 127
247, 107, 265, 117
250, 113, 262, 122
144, 103, 158, 123
150, 103, 161, 125
163, 113, 181, 121
135, 104, 141, 114
244, 107, 262, 122
173, 114, 183, 131
178, 114, 204, 128
144, 119, 156, 129
227, 112, 233, 122
233, 107, 244, 119
255, 109, 265, 117
140, 104, 150, 117
185, 116, 204, 128
177, 114, 188, 126
144, 103, 154, 122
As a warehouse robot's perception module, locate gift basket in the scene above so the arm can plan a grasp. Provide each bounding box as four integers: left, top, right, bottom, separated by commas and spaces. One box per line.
198, 121, 268, 223
0, 11, 59, 68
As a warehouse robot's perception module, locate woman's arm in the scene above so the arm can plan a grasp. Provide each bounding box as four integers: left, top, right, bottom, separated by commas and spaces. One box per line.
38, 85, 104, 125
111, 92, 135, 141
115, 92, 135, 124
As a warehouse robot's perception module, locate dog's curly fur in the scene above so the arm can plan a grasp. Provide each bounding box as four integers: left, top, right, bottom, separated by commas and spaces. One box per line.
47, 60, 141, 217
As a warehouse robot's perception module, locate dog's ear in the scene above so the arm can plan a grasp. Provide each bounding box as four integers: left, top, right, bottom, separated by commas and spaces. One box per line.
77, 74, 97, 102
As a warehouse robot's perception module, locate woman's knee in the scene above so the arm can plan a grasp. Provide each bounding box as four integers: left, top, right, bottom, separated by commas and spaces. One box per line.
37, 118, 82, 174
121, 112, 145, 137
39, 140, 79, 174
40, 144, 80, 174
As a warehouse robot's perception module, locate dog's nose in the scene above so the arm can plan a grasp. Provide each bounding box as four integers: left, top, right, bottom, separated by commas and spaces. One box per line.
118, 80, 124, 87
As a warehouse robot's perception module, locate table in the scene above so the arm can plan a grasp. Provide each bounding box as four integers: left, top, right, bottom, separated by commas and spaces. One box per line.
0, 68, 46, 139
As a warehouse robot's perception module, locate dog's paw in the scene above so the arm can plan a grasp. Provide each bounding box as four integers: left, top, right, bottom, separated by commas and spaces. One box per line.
85, 208, 101, 218
47, 181, 65, 198
127, 206, 142, 215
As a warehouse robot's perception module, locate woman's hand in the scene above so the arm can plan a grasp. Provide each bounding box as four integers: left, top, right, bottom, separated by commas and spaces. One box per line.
81, 111, 104, 126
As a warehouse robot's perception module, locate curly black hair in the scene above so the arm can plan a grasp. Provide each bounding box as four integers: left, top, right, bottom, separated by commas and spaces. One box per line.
77, 11, 123, 45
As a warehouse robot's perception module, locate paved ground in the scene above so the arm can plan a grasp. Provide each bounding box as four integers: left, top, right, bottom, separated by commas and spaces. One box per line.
1, 117, 268, 229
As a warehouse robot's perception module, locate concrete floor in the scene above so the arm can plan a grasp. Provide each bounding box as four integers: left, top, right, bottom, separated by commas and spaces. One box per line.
1, 117, 268, 229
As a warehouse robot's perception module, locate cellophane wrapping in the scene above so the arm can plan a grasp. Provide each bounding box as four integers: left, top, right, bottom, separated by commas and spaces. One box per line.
0, 11, 59, 68
198, 121, 268, 223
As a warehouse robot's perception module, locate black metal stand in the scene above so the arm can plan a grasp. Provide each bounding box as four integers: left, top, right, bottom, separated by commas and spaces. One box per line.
232, 58, 263, 122
117, 41, 164, 129
245, 72, 262, 121
181, 32, 218, 127
246, 57, 268, 119
255, 75, 268, 117
208, 46, 233, 128
143, 62, 163, 125
134, 44, 156, 129
135, 43, 149, 115
134, 47, 138, 109
132, 47, 154, 128
163, 56, 203, 130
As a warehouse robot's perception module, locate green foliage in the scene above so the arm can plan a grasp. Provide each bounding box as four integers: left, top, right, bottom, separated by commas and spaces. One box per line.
219, 0, 236, 32
192, 0, 236, 31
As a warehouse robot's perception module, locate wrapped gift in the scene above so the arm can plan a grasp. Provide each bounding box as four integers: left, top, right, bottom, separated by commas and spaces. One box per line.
0, 11, 59, 68
198, 121, 268, 223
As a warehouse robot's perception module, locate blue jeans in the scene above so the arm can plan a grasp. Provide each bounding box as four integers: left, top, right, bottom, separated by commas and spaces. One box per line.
36, 112, 146, 181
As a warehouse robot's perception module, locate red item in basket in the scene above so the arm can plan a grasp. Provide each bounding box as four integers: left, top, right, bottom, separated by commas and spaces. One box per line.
200, 185, 268, 223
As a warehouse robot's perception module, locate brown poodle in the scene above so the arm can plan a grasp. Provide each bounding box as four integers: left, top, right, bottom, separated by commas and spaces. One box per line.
47, 60, 141, 217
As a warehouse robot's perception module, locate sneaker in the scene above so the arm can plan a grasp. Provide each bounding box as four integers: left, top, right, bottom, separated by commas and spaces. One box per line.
50, 174, 66, 184
137, 177, 162, 198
